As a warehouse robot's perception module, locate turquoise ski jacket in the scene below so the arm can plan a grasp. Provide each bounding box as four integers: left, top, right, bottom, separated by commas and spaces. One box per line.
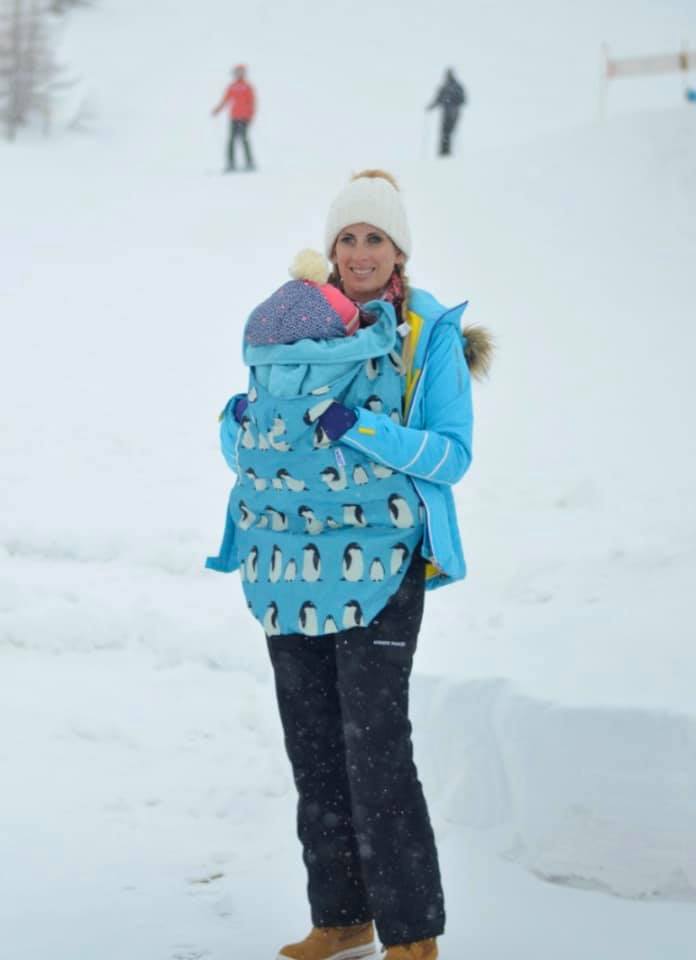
339, 288, 472, 588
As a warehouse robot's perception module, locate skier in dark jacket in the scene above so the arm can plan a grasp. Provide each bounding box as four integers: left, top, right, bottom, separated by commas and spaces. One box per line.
426, 68, 467, 157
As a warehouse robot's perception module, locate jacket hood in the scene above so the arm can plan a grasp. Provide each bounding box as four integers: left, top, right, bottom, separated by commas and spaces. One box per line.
409, 288, 493, 380
462, 324, 494, 379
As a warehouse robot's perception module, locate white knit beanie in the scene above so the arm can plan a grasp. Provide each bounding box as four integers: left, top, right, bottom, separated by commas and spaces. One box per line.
324, 170, 412, 259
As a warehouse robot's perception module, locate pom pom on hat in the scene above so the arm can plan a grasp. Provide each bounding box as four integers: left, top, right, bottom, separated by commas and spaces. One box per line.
324, 169, 412, 259
289, 249, 330, 284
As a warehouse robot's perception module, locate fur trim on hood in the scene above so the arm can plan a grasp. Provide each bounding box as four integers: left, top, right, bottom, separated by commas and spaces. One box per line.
462, 324, 494, 380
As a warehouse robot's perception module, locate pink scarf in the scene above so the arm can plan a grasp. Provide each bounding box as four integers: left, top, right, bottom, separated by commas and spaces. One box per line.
357, 269, 404, 327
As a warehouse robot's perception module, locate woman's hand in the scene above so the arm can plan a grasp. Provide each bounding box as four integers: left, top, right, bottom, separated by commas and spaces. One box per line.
316, 402, 358, 441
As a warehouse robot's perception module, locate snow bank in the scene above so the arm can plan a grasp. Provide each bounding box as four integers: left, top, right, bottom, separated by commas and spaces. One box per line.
413, 676, 696, 901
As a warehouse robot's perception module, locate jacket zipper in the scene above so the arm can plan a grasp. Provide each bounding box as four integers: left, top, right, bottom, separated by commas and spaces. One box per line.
404, 303, 467, 577
404, 357, 446, 576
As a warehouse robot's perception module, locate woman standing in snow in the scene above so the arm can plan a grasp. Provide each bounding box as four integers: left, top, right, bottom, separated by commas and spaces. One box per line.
208, 170, 490, 960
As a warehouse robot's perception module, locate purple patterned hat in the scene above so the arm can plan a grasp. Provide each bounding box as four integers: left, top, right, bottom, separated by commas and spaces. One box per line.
244, 250, 359, 347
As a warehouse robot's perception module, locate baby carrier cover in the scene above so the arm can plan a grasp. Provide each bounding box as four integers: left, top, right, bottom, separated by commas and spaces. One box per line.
217, 300, 424, 637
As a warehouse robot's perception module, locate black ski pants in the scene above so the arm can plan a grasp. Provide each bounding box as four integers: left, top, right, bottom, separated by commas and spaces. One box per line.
266, 553, 445, 947
439, 107, 460, 156
227, 119, 254, 170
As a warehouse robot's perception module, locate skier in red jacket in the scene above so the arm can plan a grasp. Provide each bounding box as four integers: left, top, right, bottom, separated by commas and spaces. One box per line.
212, 65, 256, 172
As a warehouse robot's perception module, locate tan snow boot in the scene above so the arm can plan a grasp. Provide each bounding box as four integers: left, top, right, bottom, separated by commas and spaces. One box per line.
381, 939, 438, 960
277, 922, 376, 960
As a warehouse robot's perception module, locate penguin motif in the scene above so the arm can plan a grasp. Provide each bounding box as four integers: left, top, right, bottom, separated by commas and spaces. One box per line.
239, 560, 246, 582
310, 384, 331, 396
342, 601, 364, 630
389, 409, 402, 425
365, 395, 383, 414
370, 461, 394, 480
247, 385, 258, 403
388, 350, 404, 374
256, 515, 269, 529
283, 558, 297, 582
326, 516, 342, 529
240, 416, 256, 449
277, 469, 307, 492
303, 397, 335, 425
269, 414, 287, 438
266, 506, 288, 532
246, 547, 259, 583
323, 615, 338, 634
365, 357, 380, 381
239, 500, 256, 531
269, 545, 283, 583
257, 432, 270, 451
343, 504, 367, 527
268, 414, 291, 452
342, 543, 364, 582
298, 506, 324, 535
320, 465, 348, 492
269, 434, 292, 453
271, 476, 284, 490
388, 494, 415, 529
369, 558, 385, 582
299, 601, 319, 636
390, 542, 410, 575
313, 424, 332, 449
245, 468, 268, 492
263, 602, 280, 637
352, 464, 369, 486
301, 544, 322, 582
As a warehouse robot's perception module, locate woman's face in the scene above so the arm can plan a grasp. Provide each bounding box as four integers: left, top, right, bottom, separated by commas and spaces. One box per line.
333, 223, 404, 303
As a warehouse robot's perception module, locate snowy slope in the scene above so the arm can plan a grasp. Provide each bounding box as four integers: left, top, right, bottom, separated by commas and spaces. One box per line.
57, 0, 696, 164
2, 0, 696, 957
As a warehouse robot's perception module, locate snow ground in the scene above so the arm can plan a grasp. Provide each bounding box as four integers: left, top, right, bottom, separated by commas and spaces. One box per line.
1, 651, 695, 960
2, 0, 696, 957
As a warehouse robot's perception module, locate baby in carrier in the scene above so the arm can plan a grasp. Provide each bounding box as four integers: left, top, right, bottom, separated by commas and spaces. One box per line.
209, 251, 423, 637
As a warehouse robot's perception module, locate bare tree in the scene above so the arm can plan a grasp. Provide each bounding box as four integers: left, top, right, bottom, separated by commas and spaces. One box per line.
0, 1, 22, 139
0, 0, 73, 140
49, 0, 92, 11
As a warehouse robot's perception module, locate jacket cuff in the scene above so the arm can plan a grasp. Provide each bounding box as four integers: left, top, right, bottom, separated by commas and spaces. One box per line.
341, 407, 387, 455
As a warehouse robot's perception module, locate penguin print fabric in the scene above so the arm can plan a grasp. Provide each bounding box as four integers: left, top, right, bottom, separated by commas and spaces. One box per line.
231, 300, 423, 637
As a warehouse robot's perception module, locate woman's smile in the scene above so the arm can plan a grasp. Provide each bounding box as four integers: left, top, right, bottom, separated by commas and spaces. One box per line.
350, 266, 375, 278
333, 222, 404, 303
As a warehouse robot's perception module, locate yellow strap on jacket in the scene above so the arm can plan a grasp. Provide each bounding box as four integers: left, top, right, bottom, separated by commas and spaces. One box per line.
403, 309, 424, 418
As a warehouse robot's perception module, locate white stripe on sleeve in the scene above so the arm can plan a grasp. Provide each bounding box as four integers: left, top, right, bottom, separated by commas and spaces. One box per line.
401, 432, 429, 471
425, 439, 450, 479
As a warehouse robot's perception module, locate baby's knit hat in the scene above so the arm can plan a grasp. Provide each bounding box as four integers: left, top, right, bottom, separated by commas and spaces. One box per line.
244, 250, 359, 347
324, 169, 412, 259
